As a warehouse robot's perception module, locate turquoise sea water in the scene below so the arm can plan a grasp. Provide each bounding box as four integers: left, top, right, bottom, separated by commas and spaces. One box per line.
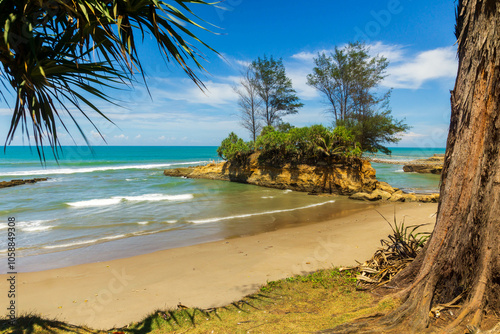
0, 146, 444, 272
366, 147, 446, 193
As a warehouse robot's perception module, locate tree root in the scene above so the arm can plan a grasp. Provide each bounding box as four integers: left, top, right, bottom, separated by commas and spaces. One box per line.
467, 322, 500, 334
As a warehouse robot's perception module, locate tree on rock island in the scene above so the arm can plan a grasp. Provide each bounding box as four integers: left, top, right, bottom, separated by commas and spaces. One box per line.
323, 1, 500, 333
251, 55, 303, 127
307, 42, 409, 155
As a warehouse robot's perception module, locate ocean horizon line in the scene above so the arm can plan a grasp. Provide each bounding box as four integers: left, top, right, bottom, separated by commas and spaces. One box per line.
3, 145, 446, 149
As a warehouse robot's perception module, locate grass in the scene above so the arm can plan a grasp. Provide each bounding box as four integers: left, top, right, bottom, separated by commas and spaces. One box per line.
0, 268, 398, 334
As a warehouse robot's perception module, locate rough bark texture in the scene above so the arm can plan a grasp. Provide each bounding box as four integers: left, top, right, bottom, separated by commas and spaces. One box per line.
322, 1, 500, 333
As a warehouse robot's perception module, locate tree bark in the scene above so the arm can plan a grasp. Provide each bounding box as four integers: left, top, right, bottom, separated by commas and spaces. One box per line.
322, 1, 500, 333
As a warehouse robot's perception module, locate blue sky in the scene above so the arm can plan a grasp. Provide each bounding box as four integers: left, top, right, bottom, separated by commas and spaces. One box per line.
0, 0, 458, 148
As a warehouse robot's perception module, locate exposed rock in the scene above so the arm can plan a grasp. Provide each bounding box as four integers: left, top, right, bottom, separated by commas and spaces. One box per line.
0, 178, 48, 189
388, 191, 405, 202
372, 189, 393, 200
165, 153, 378, 195
377, 181, 397, 194
349, 192, 382, 201
403, 193, 418, 202
351, 188, 440, 203
164, 153, 440, 203
403, 154, 444, 174
417, 193, 440, 203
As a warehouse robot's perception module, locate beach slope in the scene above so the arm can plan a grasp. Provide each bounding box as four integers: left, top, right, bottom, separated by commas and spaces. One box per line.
1, 202, 437, 330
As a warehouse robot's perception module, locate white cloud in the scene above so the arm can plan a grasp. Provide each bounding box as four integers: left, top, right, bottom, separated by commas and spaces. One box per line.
383, 46, 458, 89
151, 79, 237, 106
367, 42, 405, 62
290, 43, 457, 91
398, 131, 426, 139
114, 134, 128, 140
135, 134, 141, 139
290, 42, 404, 63
291, 51, 317, 62
235, 60, 251, 67
0, 108, 12, 116
158, 135, 166, 140
286, 68, 320, 100
395, 125, 449, 147
91, 130, 105, 139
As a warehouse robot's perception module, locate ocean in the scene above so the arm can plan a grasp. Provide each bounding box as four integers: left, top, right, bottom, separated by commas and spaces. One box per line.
0, 146, 444, 273
367, 147, 445, 193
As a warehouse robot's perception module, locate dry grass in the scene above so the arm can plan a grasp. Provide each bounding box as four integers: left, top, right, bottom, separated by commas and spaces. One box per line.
349, 212, 431, 290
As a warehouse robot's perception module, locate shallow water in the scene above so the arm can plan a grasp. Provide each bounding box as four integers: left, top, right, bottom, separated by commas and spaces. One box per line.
366, 147, 445, 193
0, 146, 444, 272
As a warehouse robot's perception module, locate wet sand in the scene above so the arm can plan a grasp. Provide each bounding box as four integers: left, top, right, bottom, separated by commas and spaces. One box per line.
0, 202, 438, 330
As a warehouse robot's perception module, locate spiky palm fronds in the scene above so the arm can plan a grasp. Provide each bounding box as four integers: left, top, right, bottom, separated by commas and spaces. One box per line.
344, 210, 432, 290
0, 0, 219, 157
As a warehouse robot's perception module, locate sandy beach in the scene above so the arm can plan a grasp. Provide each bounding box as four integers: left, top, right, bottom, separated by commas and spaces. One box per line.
1, 202, 437, 330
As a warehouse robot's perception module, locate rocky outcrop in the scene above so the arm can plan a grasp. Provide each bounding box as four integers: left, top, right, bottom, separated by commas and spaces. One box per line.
403, 154, 444, 174
0, 178, 48, 189
349, 189, 439, 203
164, 153, 378, 195
164, 154, 439, 203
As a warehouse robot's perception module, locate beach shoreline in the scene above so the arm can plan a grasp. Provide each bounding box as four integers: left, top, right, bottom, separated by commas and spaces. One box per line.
1, 202, 438, 330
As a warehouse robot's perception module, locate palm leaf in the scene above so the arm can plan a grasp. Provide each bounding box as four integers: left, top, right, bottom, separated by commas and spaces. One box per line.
1, 0, 219, 159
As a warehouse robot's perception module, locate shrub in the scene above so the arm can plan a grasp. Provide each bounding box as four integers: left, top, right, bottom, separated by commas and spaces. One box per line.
218, 125, 362, 166
217, 132, 253, 163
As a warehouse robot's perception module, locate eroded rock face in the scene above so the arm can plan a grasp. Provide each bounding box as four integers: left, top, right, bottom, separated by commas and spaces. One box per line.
403, 154, 444, 174
351, 189, 440, 203
164, 153, 378, 195
164, 153, 440, 203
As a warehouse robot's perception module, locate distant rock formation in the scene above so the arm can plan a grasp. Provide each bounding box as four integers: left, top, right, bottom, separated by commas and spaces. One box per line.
402, 154, 444, 174
164, 153, 439, 203
0, 178, 48, 189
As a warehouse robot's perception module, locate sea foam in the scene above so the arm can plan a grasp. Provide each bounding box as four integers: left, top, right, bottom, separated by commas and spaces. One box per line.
44, 234, 126, 249
22, 226, 54, 232
1, 161, 209, 177
67, 198, 122, 207
17, 220, 54, 233
67, 193, 194, 208
190, 200, 336, 224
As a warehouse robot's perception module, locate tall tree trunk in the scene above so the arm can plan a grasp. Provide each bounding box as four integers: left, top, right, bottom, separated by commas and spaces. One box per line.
324, 1, 500, 333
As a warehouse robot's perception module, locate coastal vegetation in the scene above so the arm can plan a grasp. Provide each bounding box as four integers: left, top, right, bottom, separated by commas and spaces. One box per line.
249, 56, 304, 127
234, 70, 264, 142
2, 0, 500, 333
217, 124, 361, 166
233, 55, 304, 143
231, 43, 409, 157
306, 42, 409, 155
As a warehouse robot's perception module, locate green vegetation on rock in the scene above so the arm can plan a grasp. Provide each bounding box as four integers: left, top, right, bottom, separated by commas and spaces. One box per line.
217, 124, 361, 166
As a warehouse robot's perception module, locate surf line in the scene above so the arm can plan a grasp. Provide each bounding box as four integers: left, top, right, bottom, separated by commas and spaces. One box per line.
191, 200, 336, 224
